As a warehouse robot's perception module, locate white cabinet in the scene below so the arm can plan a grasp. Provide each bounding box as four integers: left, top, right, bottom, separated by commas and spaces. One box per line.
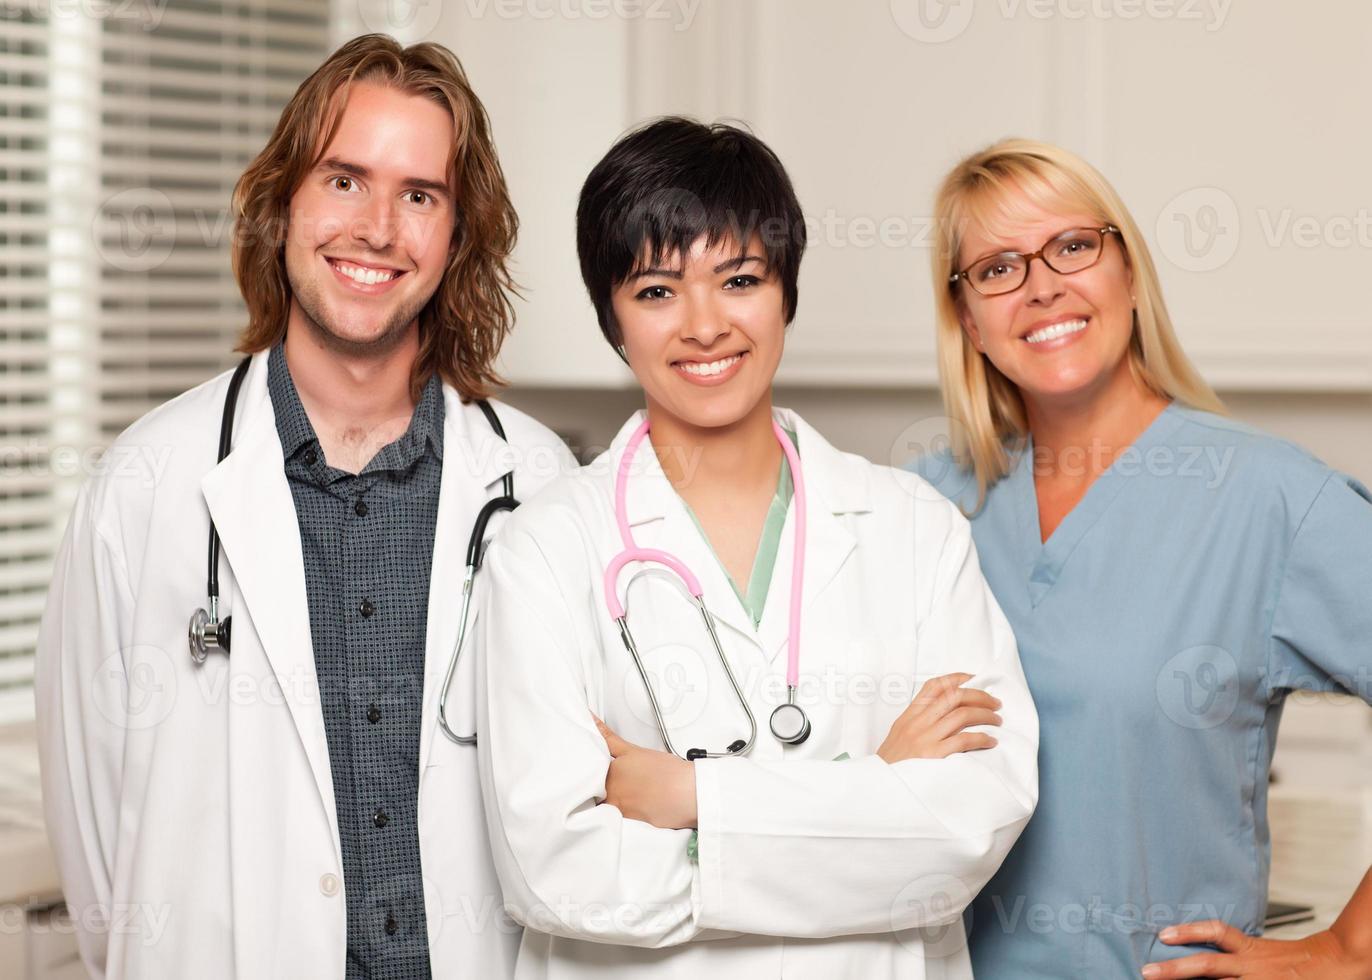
429, 7, 639, 387
15, 907, 86, 980
0, 728, 75, 980
1271, 693, 1372, 792
1075, 5, 1372, 390
0, 906, 86, 980
729, 1, 1062, 385
437, 1, 1372, 392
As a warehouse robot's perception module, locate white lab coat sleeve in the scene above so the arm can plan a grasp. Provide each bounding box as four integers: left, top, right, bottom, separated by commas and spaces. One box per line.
34, 484, 135, 980
475, 522, 705, 948
693, 500, 1039, 939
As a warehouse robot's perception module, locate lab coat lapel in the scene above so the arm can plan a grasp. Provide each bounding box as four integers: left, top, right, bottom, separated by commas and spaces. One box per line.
611, 412, 761, 647
660, 502, 761, 645
610, 409, 862, 660
417, 391, 517, 771
200, 351, 335, 822
757, 411, 861, 665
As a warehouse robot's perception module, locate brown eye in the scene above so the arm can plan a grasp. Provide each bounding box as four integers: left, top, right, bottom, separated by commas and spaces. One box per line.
1055, 237, 1097, 258
976, 256, 1024, 283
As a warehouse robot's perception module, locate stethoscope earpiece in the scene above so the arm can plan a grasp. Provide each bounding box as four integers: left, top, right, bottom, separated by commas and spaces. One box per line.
687, 739, 750, 762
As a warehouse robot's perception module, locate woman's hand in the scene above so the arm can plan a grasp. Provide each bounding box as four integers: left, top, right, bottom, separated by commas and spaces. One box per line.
877, 672, 1002, 763
1142, 921, 1372, 978
593, 715, 698, 830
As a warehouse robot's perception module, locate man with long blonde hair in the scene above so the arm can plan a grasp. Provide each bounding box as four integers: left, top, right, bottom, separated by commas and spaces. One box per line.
36, 34, 573, 979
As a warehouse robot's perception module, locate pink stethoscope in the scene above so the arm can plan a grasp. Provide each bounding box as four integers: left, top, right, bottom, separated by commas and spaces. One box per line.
603, 417, 812, 761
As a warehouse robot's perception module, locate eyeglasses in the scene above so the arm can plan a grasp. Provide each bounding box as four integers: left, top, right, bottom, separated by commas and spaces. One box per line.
949, 225, 1122, 297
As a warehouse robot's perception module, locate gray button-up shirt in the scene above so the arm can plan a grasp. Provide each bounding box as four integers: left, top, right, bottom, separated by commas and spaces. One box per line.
268, 343, 441, 980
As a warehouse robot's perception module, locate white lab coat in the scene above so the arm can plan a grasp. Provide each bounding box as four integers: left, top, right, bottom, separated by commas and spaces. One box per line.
34, 349, 576, 980
476, 408, 1040, 980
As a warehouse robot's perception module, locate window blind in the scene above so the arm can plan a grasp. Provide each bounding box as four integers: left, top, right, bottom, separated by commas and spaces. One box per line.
0, 0, 329, 723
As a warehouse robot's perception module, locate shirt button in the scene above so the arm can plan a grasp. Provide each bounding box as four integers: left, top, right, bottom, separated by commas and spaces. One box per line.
384, 913, 399, 936
373, 808, 389, 828
359, 599, 375, 618
319, 873, 340, 897
366, 704, 381, 724
354, 500, 368, 517
303, 448, 318, 466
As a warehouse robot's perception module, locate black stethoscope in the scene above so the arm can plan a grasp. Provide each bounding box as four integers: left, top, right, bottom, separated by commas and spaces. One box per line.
436, 399, 515, 744
189, 356, 518, 745
187, 356, 251, 664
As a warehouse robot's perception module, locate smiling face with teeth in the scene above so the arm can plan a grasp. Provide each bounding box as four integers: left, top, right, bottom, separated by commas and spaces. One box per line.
611, 233, 786, 433
283, 82, 456, 357
955, 200, 1139, 414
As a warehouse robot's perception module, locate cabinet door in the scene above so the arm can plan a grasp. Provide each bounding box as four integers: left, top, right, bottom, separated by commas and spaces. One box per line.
432, 9, 637, 387
1067, 4, 1372, 390
634, 0, 1063, 385
749, 2, 1372, 389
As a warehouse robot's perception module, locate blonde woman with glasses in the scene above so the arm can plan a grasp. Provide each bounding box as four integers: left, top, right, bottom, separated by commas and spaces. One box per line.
909, 139, 1372, 979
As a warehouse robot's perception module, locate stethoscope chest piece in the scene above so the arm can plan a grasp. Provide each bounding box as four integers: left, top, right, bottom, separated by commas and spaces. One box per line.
188, 601, 231, 665
768, 700, 811, 745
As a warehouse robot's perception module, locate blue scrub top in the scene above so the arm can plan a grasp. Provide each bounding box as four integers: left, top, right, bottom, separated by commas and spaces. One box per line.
909, 402, 1372, 979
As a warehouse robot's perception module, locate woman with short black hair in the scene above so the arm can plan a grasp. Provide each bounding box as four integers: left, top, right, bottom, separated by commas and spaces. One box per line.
474, 117, 1040, 979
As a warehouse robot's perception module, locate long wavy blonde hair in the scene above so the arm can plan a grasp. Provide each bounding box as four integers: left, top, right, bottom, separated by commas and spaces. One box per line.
232, 34, 518, 402
931, 138, 1225, 512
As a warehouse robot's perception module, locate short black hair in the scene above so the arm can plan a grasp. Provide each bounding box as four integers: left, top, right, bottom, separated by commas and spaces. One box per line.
575, 116, 807, 353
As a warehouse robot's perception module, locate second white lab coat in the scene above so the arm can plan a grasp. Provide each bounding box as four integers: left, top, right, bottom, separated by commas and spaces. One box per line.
476, 408, 1039, 980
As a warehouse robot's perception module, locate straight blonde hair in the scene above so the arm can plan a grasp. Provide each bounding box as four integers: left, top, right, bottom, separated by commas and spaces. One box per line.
931, 138, 1226, 512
